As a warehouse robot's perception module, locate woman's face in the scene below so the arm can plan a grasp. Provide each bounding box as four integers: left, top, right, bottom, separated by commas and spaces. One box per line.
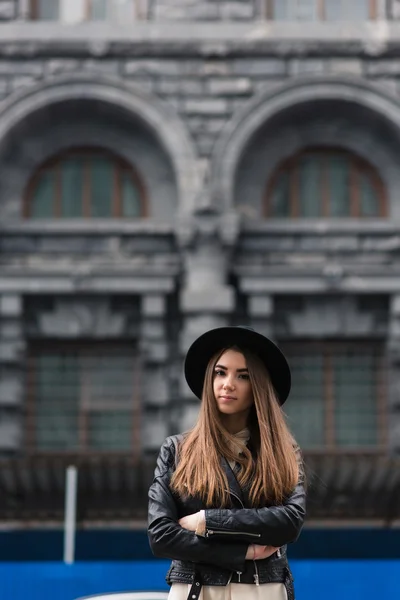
213, 349, 254, 420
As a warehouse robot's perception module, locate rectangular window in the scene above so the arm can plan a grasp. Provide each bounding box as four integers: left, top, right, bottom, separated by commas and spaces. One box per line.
31, 0, 137, 22
267, 0, 377, 20
26, 344, 140, 452
281, 342, 386, 450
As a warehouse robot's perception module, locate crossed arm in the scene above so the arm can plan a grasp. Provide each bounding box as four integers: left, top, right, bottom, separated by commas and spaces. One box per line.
147, 438, 306, 569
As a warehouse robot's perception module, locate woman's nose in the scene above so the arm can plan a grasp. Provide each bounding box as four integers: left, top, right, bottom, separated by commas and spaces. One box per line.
223, 377, 235, 390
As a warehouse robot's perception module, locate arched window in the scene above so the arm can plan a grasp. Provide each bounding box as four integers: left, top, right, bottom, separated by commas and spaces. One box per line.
24, 148, 147, 219
265, 148, 386, 218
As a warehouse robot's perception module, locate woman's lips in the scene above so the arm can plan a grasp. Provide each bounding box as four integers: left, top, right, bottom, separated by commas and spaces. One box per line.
219, 396, 236, 402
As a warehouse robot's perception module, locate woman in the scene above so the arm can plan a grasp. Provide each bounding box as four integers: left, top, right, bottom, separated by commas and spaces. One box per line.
148, 326, 306, 600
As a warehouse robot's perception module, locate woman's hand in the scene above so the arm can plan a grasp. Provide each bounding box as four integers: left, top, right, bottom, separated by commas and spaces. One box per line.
179, 512, 201, 532
245, 544, 280, 560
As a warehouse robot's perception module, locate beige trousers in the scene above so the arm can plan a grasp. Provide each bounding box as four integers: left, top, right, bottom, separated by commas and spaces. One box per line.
168, 582, 287, 600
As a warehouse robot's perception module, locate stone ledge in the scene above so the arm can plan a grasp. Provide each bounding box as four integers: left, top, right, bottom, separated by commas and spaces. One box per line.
0, 22, 400, 58
181, 287, 235, 312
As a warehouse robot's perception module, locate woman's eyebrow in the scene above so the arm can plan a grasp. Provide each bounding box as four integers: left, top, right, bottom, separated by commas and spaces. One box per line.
214, 364, 248, 372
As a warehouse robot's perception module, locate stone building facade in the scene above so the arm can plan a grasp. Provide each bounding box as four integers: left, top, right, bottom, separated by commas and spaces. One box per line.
0, 0, 400, 523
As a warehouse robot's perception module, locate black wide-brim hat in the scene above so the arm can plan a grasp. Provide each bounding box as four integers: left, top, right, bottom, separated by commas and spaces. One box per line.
184, 326, 291, 405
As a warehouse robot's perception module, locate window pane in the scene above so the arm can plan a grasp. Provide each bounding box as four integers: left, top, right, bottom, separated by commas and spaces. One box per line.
90, 157, 113, 217
270, 171, 290, 217
334, 351, 379, 447
88, 411, 132, 450
91, 0, 108, 19
325, 0, 342, 19
32, 349, 136, 451
84, 354, 134, 404
34, 354, 80, 450
272, 0, 290, 19
345, 0, 369, 19
295, 0, 317, 21
31, 170, 55, 218
328, 154, 350, 217
122, 174, 142, 217
37, 0, 59, 19
84, 353, 135, 450
360, 174, 380, 216
298, 155, 321, 216
284, 353, 325, 447
110, 0, 134, 22
61, 158, 84, 217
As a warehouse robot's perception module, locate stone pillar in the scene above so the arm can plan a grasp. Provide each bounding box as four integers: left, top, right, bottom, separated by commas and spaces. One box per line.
388, 295, 400, 454
140, 293, 170, 450
16, 0, 30, 20
176, 205, 240, 431
0, 294, 25, 453
247, 295, 274, 339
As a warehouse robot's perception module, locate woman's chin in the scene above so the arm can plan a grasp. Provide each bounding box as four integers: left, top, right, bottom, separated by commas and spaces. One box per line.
217, 405, 238, 414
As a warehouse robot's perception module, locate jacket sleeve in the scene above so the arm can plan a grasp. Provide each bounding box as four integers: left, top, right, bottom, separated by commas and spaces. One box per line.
204, 465, 306, 547
147, 438, 249, 571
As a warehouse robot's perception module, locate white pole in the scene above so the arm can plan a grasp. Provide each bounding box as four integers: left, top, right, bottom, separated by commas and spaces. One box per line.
63, 465, 78, 565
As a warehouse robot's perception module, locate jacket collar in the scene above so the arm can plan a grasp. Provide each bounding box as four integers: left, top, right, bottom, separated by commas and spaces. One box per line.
221, 436, 258, 507
221, 455, 245, 506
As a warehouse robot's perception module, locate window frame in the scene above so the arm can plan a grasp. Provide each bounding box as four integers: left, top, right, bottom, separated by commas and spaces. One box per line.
30, 0, 141, 21
282, 340, 387, 453
265, 0, 378, 20
24, 147, 148, 219
31, 0, 101, 21
264, 147, 387, 219
25, 340, 142, 457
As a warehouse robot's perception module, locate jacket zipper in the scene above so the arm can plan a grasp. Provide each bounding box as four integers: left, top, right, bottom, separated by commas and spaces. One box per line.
253, 559, 260, 586
206, 529, 261, 538
211, 490, 261, 537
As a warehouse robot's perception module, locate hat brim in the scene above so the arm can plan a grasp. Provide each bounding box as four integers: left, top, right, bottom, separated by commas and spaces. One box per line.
184, 327, 291, 405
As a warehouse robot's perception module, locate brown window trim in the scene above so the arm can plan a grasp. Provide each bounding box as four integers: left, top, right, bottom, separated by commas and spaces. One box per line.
264, 147, 387, 219
282, 340, 387, 452
25, 340, 142, 460
265, 0, 379, 21
23, 147, 148, 219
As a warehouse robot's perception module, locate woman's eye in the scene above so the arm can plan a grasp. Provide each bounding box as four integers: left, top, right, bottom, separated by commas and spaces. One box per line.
214, 370, 225, 376
238, 374, 250, 380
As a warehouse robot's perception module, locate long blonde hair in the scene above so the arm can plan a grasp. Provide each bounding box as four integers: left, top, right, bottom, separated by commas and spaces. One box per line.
170, 346, 300, 507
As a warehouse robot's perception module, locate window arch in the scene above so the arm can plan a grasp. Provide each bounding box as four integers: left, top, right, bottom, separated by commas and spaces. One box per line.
265, 148, 387, 218
24, 148, 147, 219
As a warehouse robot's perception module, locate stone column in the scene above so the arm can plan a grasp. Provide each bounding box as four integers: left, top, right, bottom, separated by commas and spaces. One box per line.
176, 205, 240, 431
16, 0, 30, 20
140, 293, 170, 450
388, 295, 400, 454
0, 294, 25, 453
247, 295, 274, 338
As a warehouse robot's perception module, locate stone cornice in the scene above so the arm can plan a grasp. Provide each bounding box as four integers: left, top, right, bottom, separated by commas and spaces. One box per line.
240, 220, 400, 235
0, 220, 175, 236
237, 271, 400, 294
0, 21, 400, 57
0, 270, 178, 293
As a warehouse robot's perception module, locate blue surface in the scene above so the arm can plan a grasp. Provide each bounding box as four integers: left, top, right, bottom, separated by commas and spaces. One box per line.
0, 559, 398, 600
1, 528, 400, 560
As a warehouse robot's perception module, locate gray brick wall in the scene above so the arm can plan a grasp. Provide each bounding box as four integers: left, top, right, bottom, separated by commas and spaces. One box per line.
3, 52, 400, 160
0, 15, 399, 456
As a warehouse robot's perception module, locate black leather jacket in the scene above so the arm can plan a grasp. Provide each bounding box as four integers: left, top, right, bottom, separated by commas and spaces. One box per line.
148, 434, 306, 600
